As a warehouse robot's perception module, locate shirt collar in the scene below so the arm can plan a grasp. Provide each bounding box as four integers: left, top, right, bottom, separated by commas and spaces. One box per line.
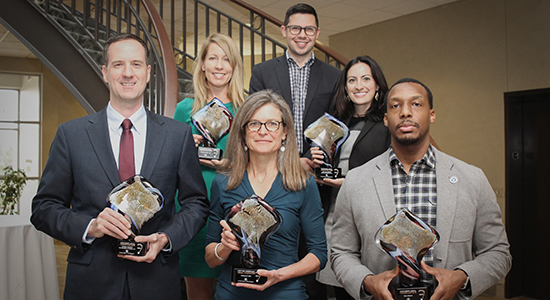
285, 50, 315, 68
107, 102, 147, 135
389, 144, 436, 169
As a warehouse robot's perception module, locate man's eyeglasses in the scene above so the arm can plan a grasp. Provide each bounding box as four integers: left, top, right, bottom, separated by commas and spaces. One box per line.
286, 25, 318, 36
246, 120, 283, 132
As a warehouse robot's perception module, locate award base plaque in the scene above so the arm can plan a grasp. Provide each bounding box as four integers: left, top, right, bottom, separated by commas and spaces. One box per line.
315, 166, 342, 179
390, 278, 432, 300
197, 146, 223, 160
112, 236, 146, 256
231, 267, 267, 284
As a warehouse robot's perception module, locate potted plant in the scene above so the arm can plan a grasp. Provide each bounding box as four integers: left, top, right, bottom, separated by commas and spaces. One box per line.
0, 166, 28, 215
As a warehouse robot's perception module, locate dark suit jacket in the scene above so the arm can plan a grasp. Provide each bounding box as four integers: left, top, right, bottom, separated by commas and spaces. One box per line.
320, 118, 390, 219
31, 108, 209, 300
249, 55, 342, 155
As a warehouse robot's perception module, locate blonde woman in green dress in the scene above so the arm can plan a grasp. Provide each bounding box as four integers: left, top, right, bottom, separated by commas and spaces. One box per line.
174, 33, 246, 300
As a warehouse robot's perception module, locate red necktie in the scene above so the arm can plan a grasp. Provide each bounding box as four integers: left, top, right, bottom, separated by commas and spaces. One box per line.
119, 119, 135, 181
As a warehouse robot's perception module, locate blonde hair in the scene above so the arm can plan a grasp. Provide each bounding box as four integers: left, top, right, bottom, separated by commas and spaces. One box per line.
192, 33, 246, 113
221, 90, 310, 191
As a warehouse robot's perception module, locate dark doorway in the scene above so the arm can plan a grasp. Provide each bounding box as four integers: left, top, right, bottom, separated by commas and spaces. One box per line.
505, 88, 550, 299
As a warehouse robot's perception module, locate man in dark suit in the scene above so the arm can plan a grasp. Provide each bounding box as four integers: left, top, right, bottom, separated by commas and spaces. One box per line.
31, 33, 209, 300
249, 3, 341, 162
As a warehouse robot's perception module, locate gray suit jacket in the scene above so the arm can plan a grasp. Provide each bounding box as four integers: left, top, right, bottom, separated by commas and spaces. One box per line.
31, 108, 209, 300
249, 55, 341, 155
331, 148, 511, 300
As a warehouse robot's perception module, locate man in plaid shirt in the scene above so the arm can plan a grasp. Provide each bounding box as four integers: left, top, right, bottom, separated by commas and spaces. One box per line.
249, 3, 341, 159
331, 78, 511, 300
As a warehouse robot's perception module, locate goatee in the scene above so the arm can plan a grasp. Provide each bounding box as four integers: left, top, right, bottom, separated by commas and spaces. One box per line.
396, 136, 420, 146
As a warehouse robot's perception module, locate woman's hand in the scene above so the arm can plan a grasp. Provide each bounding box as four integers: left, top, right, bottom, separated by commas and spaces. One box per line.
233, 268, 285, 291
205, 220, 240, 268
199, 158, 227, 169
309, 147, 325, 168
234, 253, 320, 291
315, 177, 344, 188
192, 134, 204, 148
219, 220, 240, 251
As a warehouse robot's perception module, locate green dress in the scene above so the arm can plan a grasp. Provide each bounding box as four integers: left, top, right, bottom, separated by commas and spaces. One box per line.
174, 97, 234, 278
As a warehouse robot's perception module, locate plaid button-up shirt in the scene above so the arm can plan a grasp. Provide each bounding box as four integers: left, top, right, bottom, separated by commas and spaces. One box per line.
390, 144, 437, 283
286, 51, 315, 154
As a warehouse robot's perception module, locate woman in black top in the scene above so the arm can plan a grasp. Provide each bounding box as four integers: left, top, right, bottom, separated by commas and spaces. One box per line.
312, 55, 391, 300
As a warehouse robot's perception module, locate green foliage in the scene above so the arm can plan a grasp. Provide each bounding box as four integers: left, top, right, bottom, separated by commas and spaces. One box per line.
0, 166, 28, 215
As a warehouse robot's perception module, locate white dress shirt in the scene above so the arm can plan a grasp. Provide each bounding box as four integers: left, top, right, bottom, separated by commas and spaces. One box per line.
83, 103, 147, 243
107, 102, 147, 175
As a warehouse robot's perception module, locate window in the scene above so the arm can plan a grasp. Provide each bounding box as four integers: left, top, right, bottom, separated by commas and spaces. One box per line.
0, 73, 40, 218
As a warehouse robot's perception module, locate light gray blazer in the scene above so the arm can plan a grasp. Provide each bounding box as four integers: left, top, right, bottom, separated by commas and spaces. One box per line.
330, 147, 511, 300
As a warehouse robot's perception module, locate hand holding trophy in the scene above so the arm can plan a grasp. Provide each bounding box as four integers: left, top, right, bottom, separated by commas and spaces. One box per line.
226, 194, 282, 284
304, 113, 349, 179
375, 209, 439, 300
192, 98, 233, 160
108, 175, 164, 256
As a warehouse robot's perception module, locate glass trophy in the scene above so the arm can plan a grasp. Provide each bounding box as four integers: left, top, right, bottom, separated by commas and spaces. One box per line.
191, 98, 233, 160
108, 175, 164, 256
374, 209, 440, 300
304, 113, 349, 179
226, 194, 282, 284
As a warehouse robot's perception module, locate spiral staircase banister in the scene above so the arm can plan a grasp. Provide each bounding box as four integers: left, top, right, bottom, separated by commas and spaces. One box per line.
141, 0, 178, 117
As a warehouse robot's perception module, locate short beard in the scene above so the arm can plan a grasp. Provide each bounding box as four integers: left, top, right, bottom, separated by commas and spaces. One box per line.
396, 135, 420, 146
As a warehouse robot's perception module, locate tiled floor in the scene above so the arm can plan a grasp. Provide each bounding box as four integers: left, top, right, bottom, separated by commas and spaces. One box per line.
55, 239, 537, 300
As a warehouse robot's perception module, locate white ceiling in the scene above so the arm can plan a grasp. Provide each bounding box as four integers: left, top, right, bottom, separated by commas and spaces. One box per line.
0, 0, 458, 58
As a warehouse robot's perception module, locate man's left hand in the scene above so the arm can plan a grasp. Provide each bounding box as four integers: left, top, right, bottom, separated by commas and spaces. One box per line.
118, 233, 169, 263
421, 261, 468, 300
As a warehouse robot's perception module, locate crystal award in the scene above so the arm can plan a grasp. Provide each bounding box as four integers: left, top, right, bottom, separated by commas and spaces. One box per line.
226, 194, 282, 284
304, 113, 349, 179
108, 175, 164, 256
375, 209, 440, 300
191, 98, 233, 160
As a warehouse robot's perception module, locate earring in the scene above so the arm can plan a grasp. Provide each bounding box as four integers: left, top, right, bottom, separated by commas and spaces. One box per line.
374, 90, 379, 101
280, 140, 286, 152
346, 94, 351, 102
244, 144, 248, 151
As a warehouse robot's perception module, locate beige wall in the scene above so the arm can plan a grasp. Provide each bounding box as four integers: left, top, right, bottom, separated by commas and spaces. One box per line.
0, 57, 87, 171
4, 0, 550, 204
328, 0, 550, 212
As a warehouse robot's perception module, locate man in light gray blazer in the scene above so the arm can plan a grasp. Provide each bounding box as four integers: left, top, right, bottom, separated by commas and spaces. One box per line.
331, 78, 511, 300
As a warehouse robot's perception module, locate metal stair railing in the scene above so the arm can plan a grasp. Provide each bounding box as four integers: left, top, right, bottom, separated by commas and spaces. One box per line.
33, 0, 177, 116
153, 0, 349, 94
23, 0, 350, 115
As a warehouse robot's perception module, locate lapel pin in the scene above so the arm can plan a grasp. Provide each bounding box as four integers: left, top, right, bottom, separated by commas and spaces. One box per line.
449, 176, 458, 184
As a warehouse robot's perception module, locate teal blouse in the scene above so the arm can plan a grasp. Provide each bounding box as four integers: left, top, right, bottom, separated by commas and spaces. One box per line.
207, 172, 327, 300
